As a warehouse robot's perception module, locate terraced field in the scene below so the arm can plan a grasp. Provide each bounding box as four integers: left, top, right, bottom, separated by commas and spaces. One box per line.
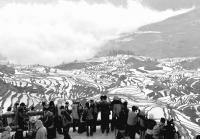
0, 55, 200, 138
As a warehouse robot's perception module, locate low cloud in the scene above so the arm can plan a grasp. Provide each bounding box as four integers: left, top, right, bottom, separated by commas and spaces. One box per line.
0, 0, 193, 65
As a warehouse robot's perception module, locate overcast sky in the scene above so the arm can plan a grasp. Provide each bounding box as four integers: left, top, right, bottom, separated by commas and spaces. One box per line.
0, 0, 193, 65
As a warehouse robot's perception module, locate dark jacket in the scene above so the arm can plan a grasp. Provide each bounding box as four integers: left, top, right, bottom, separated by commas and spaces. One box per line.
61, 110, 72, 128
111, 99, 122, 118
99, 101, 110, 122
116, 110, 126, 130
82, 107, 94, 121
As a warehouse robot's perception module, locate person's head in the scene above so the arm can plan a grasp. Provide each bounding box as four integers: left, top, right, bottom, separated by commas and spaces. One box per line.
30, 106, 35, 111
90, 99, 94, 104
123, 101, 128, 107
65, 101, 69, 106
7, 107, 12, 112
103, 95, 107, 101
160, 118, 166, 124
167, 119, 174, 126
20, 102, 25, 108
35, 120, 43, 130
49, 101, 55, 107
72, 100, 76, 104
132, 106, 138, 112
60, 106, 65, 111
42, 101, 46, 107
14, 102, 19, 107
100, 95, 104, 101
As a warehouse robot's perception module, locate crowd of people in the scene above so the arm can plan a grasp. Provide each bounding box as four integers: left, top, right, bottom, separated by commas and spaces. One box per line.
0, 95, 198, 139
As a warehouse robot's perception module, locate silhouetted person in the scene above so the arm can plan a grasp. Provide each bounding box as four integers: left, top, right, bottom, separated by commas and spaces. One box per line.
145, 114, 156, 139
111, 96, 122, 132
15, 102, 27, 139
43, 110, 55, 139
61, 106, 72, 139
65, 101, 72, 114
90, 100, 98, 132
82, 102, 94, 136
99, 95, 110, 134
127, 106, 139, 139
116, 108, 126, 139
138, 109, 147, 139
123, 101, 129, 136
71, 101, 80, 132
163, 119, 176, 139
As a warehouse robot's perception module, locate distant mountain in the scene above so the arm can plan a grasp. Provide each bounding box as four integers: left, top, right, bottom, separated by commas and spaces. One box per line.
55, 61, 101, 70
97, 7, 200, 58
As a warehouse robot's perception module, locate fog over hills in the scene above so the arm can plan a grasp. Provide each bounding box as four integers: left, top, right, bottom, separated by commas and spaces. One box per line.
0, 0, 195, 65
98, 6, 200, 58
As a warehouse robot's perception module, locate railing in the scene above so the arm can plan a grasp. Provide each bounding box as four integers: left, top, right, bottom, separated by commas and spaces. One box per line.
0, 111, 43, 132
0, 111, 111, 132
1, 111, 43, 118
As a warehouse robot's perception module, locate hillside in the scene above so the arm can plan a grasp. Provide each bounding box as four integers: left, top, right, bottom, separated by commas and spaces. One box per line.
0, 65, 15, 75
55, 62, 102, 70
97, 7, 200, 58
0, 55, 200, 138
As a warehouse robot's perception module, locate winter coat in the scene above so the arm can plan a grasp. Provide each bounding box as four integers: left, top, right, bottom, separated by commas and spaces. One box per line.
82, 107, 94, 121
116, 110, 126, 130
99, 101, 110, 122
127, 111, 138, 126
35, 121, 47, 139
123, 107, 129, 122
111, 99, 122, 118
43, 111, 54, 129
146, 119, 156, 135
99, 101, 110, 116
61, 110, 72, 128
163, 124, 176, 139
138, 111, 147, 131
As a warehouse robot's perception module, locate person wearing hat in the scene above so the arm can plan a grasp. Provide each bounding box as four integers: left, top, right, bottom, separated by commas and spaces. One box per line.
35, 120, 47, 139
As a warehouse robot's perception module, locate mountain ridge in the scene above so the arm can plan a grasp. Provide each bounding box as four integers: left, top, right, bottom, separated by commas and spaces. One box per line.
97, 7, 200, 58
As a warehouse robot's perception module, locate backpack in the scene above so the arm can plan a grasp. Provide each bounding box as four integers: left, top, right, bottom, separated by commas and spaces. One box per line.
138, 115, 147, 130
